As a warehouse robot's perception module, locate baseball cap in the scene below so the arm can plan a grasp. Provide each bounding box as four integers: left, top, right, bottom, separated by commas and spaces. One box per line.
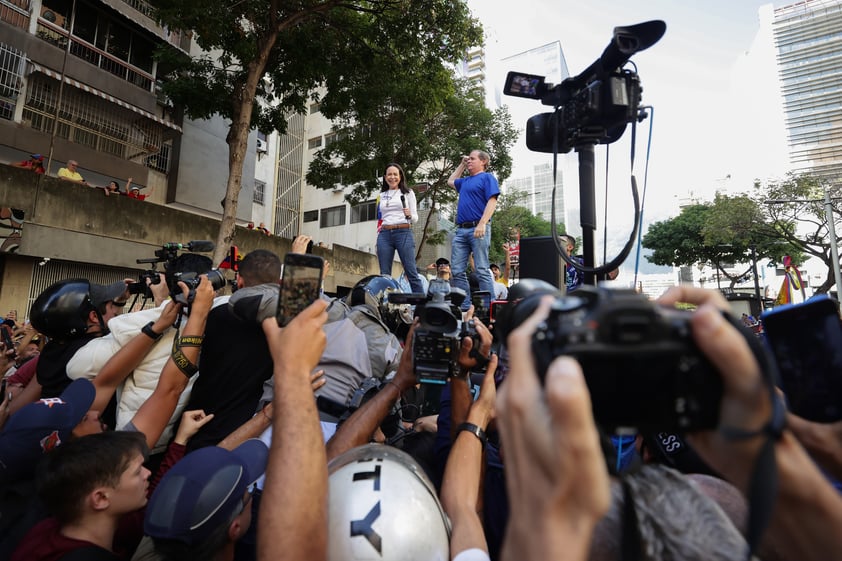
0, 378, 95, 481
144, 439, 269, 544
90, 281, 127, 307
31, 154, 44, 161
435, 257, 450, 266
130, 185, 141, 192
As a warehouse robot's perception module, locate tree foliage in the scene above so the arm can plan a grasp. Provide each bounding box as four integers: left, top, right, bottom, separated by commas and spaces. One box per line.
750, 173, 842, 294
488, 189, 554, 265
642, 194, 797, 288
307, 77, 518, 256
152, 0, 484, 262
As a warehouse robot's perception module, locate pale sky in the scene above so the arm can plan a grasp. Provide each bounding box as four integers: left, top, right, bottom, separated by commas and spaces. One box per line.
467, 0, 789, 270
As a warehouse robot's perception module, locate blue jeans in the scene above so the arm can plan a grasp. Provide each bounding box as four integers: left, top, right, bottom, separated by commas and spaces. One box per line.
377, 228, 424, 293
451, 224, 494, 310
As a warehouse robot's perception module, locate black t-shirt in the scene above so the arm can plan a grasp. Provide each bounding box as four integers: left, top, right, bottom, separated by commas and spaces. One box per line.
182, 303, 274, 452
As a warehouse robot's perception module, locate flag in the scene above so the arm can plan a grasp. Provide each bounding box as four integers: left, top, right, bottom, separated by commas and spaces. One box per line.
218, 245, 242, 270
775, 256, 806, 306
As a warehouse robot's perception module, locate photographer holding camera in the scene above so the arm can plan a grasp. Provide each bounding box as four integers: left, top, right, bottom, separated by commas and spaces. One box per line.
62, 252, 224, 453
448, 151, 499, 312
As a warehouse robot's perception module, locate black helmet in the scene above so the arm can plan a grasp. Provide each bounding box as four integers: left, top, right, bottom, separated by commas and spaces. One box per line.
30, 279, 95, 340
349, 275, 412, 331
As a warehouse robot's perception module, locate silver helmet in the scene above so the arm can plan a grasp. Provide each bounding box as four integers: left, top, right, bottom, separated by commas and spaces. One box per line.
327, 444, 450, 561
348, 275, 413, 331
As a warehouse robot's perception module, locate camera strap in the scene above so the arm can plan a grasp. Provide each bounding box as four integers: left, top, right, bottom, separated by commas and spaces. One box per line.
719, 313, 786, 561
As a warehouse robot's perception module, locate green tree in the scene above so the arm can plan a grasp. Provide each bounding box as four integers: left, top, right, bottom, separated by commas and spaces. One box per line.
642, 195, 794, 288
488, 189, 554, 266
153, 0, 482, 263
307, 77, 517, 257
751, 173, 842, 294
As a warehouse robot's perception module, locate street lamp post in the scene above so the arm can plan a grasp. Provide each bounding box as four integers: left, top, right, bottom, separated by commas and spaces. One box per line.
824, 189, 842, 301
766, 185, 842, 302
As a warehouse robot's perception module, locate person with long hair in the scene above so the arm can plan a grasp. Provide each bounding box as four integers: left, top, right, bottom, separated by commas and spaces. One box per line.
376, 163, 424, 293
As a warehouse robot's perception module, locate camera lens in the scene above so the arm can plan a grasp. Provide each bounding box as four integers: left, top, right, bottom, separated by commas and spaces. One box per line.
205, 269, 227, 291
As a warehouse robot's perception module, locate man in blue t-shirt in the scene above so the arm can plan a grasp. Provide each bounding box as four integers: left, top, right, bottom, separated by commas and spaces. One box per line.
447, 150, 500, 311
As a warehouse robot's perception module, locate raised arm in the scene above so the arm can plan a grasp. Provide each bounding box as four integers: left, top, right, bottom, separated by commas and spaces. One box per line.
90, 301, 179, 412
258, 299, 329, 561
131, 277, 213, 449
448, 155, 469, 188
497, 296, 611, 561
442, 355, 498, 558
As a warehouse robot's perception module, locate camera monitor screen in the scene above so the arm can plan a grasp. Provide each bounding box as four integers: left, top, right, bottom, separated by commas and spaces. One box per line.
503, 71, 546, 99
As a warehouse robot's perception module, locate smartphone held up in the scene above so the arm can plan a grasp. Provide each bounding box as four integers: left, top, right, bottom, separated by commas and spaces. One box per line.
276, 253, 324, 327
761, 295, 842, 423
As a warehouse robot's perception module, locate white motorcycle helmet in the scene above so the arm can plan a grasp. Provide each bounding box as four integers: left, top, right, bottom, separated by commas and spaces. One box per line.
327, 444, 451, 560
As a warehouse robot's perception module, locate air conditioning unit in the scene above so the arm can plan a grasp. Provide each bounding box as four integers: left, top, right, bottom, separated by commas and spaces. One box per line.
256, 139, 268, 153
332, 185, 344, 193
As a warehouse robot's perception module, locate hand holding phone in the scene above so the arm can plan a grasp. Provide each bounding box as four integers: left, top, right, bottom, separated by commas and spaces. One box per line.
761, 296, 842, 422
276, 253, 324, 327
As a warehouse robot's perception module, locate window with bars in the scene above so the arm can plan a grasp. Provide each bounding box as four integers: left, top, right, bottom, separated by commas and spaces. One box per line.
254, 179, 265, 205
303, 210, 318, 222
309, 102, 321, 114
350, 199, 377, 223
319, 205, 345, 228
308, 136, 322, 149
0, 42, 24, 121
23, 75, 166, 164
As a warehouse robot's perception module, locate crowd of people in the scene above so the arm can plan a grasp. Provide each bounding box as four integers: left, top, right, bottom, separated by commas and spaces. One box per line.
2, 150, 842, 561
0, 228, 840, 560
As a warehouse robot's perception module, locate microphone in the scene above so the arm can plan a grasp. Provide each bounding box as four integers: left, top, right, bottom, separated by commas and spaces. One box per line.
400, 195, 410, 222
186, 240, 215, 253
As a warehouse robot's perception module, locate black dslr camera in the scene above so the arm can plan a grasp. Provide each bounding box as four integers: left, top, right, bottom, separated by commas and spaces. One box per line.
389, 279, 470, 384
503, 20, 665, 154
131, 241, 226, 304
496, 285, 723, 431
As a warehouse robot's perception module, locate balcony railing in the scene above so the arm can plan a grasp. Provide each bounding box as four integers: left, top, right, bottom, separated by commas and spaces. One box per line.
36, 18, 155, 91
23, 74, 167, 168
119, 0, 155, 18
0, 0, 30, 30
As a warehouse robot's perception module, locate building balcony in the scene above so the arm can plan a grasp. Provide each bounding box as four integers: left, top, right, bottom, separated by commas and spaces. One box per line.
0, 0, 29, 30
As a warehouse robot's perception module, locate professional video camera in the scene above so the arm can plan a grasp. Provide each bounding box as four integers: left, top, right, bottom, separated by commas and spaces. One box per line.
389, 279, 473, 384
503, 20, 665, 154
496, 284, 725, 431
130, 240, 226, 304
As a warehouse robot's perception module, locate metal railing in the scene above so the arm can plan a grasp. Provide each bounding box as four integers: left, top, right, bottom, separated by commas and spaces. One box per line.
36, 18, 155, 91
119, 0, 154, 18
0, 0, 29, 30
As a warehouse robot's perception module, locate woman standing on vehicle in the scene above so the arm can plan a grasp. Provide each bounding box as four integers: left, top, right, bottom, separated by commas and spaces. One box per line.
376, 163, 424, 293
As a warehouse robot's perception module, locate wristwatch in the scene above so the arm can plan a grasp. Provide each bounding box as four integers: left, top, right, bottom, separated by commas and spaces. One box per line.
141, 321, 163, 341
457, 422, 487, 448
